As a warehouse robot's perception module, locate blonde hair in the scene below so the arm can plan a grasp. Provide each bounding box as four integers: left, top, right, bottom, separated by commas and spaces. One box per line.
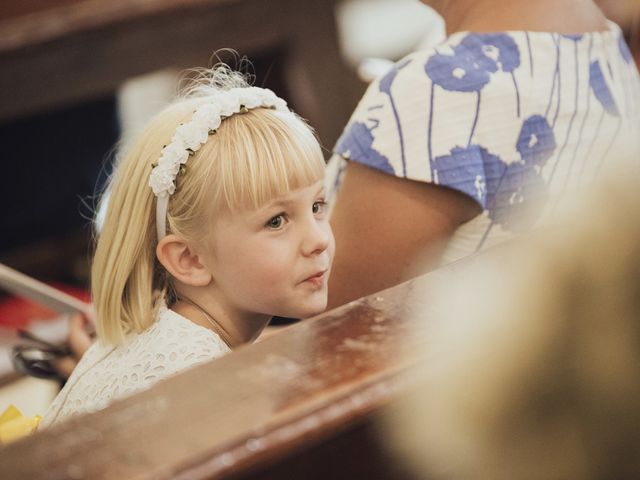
92, 68, 325, 345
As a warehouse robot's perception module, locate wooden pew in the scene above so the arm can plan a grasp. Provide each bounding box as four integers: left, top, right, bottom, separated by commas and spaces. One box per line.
0, 0, 363, 146
0, 258, 465, 479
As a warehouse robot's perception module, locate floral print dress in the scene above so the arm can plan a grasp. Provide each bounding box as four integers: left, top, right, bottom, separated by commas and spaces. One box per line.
327, 21, 640, 264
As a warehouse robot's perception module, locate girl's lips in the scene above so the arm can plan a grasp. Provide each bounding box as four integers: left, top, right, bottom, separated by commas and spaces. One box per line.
303, 270, 326, 286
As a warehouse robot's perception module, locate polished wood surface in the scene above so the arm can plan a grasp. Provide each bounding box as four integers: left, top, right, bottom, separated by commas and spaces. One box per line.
0, 260, 463, 479
0, 0, 363, 146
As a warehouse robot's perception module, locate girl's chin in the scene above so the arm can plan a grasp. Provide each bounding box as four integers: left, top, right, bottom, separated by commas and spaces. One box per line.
286, 300, 329, 320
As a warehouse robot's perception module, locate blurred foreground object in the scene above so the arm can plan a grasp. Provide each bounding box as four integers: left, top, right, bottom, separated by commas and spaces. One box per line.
0, 263, 92, 318
11, 313, 94, 381
336, 0, 445, 82
0, 263, 94, 380
0, 405, 40, 444
383, 166, 640, 479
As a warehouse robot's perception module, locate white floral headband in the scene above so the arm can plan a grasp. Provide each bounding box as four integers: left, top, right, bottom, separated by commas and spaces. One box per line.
149, 87, 289, 240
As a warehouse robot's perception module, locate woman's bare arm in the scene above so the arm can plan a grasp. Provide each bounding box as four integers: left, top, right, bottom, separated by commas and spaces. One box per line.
327, 161, 481, 309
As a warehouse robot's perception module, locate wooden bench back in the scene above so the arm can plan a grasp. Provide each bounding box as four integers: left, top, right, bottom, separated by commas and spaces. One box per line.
0, 262, 460, 479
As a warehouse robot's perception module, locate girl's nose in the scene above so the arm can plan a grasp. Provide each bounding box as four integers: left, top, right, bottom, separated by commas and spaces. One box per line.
302, 218, 332, 257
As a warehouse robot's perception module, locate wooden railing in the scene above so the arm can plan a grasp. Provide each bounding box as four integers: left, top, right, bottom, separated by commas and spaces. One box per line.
0, 257, 467, 479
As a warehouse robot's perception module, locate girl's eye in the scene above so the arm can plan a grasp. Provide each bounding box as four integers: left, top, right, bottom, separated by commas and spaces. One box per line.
266, 214, 285, 229
312, 200, 326, 215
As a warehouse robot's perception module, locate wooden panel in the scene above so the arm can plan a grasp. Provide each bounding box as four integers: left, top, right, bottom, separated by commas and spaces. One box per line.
0, 263, 456, 479
0, 0, 364, 146
0, 0, 238, 51
229, 418, 416, 480
0, 0, 282, 122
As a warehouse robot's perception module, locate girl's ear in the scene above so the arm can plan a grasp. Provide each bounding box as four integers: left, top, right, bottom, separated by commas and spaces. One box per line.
156, 234, 212, 287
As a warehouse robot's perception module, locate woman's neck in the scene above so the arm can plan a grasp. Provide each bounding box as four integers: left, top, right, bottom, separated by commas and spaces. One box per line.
171, 290, 270, 348
430, 0, 607, 36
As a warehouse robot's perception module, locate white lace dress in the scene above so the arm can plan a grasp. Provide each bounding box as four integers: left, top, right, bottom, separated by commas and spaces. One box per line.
40, 306, 230, 428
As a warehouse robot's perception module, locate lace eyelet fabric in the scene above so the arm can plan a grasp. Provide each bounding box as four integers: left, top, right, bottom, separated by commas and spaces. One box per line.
40, 307, 230, 428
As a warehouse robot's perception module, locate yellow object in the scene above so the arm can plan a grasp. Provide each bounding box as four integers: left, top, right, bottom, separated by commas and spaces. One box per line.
0, 405, 41, 444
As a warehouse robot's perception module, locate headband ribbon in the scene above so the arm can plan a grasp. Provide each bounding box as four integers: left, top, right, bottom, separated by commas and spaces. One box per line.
148, 87, 288, 240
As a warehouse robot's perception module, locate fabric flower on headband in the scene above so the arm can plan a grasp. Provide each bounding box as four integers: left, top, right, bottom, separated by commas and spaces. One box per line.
149, 87, 289, 240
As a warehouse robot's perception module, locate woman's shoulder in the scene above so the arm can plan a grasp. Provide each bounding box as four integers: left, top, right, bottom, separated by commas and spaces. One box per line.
360, 22, 625, 102
333, 33, 526, 182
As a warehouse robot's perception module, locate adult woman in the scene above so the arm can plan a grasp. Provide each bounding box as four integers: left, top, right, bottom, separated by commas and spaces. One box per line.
327, 0, 639, 308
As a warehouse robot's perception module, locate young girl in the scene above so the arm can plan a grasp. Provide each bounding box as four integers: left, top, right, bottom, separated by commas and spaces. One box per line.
40, 67, 334, 428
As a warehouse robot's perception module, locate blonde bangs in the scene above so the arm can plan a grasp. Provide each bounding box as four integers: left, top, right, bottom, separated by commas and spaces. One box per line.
198, 108, 325, 214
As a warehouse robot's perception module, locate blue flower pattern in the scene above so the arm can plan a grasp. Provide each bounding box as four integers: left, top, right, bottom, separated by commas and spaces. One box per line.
333, 25, 638, 240
433, 115, 556, 231
459, 34, 521, 73
424, 33, 521, 92
424, 49, 494, 93
379, 59, 412, 176
516, 115, 557, 167
432, 145, 500, 208
486, 160, 547, 231
433, 142, 549, 231
485, 115, 556, 230
379, 59, 411, 95
335, 121, 395, 175
589, 60, 620, 116
618, 35, 633, 64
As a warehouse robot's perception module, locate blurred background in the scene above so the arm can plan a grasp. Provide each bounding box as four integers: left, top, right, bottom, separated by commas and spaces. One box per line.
0, 0, 638, 420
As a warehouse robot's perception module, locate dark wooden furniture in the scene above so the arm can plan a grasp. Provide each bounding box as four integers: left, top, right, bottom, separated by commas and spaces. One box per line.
0, 258, 464, 479
0, 0, 363, 147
